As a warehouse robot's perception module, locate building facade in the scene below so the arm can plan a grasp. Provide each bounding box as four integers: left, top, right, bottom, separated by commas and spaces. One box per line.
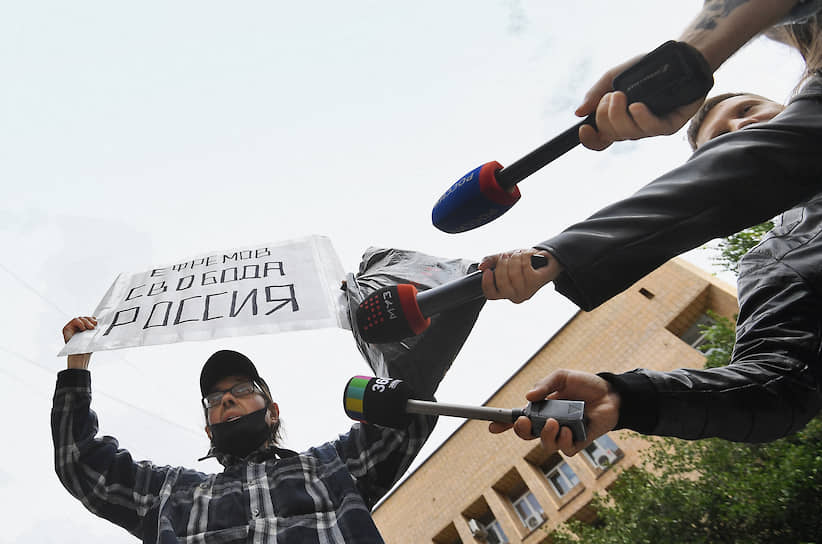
373, 259, 738, 544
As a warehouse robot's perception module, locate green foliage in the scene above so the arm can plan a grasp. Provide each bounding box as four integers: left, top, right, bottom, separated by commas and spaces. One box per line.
550, 224, 822, 543
712, 221, 774, 273
552, 419, 822, 543
696, 310, 736, 369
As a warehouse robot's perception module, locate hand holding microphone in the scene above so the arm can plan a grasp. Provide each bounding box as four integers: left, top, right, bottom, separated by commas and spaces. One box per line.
344, 375, 587, 442
479, 248, 560, 304
491, 369, 620, 458
355, 253, 550, 344
432, 40, 714, 234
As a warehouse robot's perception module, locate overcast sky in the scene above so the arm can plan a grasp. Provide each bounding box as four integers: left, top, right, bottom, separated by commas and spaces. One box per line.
0, 1, 807, 542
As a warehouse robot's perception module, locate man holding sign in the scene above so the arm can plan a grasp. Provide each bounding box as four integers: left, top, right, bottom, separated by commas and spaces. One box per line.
55, 316, 433, 543
52, 247, 485, 543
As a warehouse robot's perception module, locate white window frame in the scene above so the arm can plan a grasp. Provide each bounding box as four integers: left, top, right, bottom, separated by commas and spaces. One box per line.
582, 434, 622, 470
680, 313, 717, 350
484, 519, 508, 544
544, 460, 580, 497
511, 491, 545, 529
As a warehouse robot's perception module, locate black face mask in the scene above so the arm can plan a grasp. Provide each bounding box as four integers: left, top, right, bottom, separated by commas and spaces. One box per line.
209, 407, 271, 458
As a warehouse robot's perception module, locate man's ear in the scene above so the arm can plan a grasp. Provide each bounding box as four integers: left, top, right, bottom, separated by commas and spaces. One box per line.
266, 402, 280, 425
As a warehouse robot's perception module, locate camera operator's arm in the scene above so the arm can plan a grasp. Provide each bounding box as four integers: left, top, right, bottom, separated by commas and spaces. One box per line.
578, 0, 800, 151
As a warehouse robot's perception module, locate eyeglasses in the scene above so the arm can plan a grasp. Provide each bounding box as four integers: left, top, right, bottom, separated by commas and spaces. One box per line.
203, 381, 260, 409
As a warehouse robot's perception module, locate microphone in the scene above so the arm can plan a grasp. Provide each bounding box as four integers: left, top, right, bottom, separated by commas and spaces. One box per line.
432, 40, 714, 233
343, 375, 587, 442
356, 254, 548, 343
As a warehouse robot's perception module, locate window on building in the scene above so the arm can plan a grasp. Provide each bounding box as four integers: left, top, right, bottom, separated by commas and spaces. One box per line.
581, 434, 624, 471
679, 312, 717, 350
463, 497, 505, 544
544, 460, 580, 497
639, 287, 655, 299
432, 522, 462, 544
511, 491, 546, 530
484, 519, 509, 544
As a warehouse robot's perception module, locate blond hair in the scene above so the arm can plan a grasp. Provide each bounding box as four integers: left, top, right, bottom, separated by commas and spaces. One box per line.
766, 14, 822, 84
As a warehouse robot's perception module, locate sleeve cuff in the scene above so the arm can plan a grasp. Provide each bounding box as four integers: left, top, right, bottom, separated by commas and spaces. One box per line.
533, 243, 597, 311
598, 370, 659, 434
57, 368, 91, 388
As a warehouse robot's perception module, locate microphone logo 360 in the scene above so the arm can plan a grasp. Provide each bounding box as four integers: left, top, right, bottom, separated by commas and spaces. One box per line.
370, 377, 403, 393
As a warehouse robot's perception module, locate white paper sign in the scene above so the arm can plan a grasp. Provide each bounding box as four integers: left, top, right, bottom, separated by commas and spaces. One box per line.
59, 235, 350, 355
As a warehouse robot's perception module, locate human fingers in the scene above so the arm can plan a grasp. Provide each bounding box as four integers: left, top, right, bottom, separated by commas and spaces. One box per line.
580, 93, 619, 151
575, 56, 641, 118
503, 251, 530, 303
552, 425, 579, 456
482, 250, 552, 302
488, 421, 514, 434
481, 268, 501, 299
628, 97, 704, 137
534, 418, 563, 453
498, 250, 548, 304
488, 252, 516, 300
512, 416, 538, 441
480, 252, 506, 299
578, 122, 612, 151
575, 69, 615, 117
79, 316, 97, 330
478, 253, 501, 272
62, 316, 97, 343
524, 370, 570, 402
605, 91, 647, 141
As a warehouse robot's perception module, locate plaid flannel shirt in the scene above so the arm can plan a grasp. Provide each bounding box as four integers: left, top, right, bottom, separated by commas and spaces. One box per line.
52, 369, 434, 543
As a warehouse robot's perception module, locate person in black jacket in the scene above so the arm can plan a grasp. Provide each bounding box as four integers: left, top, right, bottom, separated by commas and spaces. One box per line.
481, 4, 822, 455
488, 78, 822, 454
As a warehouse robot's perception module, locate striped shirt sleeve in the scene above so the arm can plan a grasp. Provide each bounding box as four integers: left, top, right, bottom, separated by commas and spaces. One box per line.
334, 414, 435, 508
51, 369, 170, 539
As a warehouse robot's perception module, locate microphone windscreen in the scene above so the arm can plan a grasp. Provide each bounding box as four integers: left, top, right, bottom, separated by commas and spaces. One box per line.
343, 375, 412, 428
356, 284, 430, 343
432, 161, 521, 233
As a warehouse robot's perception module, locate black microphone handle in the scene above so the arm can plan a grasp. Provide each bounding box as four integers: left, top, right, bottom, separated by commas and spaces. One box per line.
415, 270, 484, 317
415, 254, 549, 317
494, 115, 593, 191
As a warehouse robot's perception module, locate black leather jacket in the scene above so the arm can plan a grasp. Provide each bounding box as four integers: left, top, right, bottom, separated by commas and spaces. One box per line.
536, 74, 822, 442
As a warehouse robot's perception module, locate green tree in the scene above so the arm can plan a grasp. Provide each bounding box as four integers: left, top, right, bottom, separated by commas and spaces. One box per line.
711, 220, 774, 274
551, 223, 822, 544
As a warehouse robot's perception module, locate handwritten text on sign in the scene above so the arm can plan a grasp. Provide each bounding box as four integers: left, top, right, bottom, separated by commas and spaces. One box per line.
59, 235, 349, 355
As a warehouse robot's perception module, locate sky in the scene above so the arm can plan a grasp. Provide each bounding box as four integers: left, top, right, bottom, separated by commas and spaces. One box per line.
0, 1, 808, 542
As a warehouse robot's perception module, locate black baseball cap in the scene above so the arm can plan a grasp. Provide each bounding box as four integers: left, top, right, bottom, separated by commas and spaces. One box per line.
200, 350, 264, 397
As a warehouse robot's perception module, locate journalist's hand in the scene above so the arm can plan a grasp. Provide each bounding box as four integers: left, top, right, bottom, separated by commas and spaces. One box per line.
489, 369, 620, 457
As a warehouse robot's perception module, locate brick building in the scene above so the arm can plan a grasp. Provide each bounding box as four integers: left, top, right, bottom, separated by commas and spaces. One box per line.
373, 259, 738, 544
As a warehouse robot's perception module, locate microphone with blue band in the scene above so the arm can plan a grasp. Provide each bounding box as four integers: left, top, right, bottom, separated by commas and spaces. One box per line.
432, 40, 714, 234
344, 375, 587, 441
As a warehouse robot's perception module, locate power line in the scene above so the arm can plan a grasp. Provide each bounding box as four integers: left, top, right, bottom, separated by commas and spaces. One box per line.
0, 346, 202, 437
0, 261, 71, 316
0, 363, 52, 401
0, 260, 183, 403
